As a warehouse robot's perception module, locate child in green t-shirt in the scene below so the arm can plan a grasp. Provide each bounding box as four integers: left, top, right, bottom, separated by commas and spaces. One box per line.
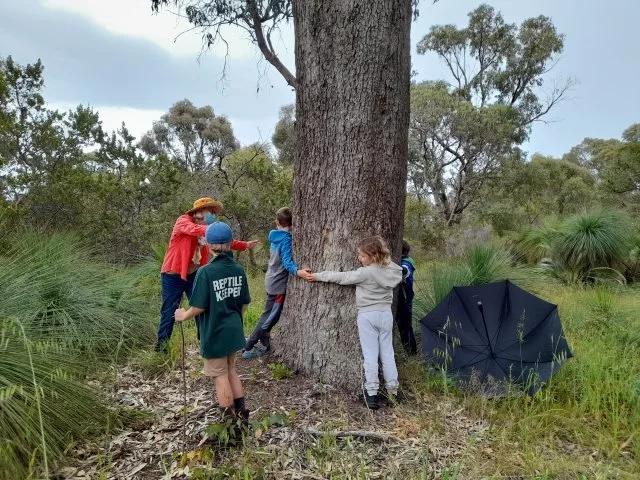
175, 222, 251, 427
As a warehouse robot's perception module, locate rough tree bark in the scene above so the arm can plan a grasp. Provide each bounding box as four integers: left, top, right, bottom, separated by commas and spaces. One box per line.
275, 0, 412, 391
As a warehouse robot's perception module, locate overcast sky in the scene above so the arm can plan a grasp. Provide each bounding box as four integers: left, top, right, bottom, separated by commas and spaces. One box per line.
1, 0, 638, 157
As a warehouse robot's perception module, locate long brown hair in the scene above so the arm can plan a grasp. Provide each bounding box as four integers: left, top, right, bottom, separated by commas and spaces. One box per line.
357, 236, 391, 265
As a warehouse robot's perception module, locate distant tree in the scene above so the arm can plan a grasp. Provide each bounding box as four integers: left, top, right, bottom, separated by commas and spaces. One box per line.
138, 99, 238, 172
564, 124, 640, 214
0, 56, 182, 260
214, 144, 292, 265
410, 4, 572, 225
476, 154, 597, 234
271, 104, 295, 166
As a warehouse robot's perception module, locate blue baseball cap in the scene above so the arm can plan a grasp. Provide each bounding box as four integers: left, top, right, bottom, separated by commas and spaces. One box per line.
205, 222, 233, 245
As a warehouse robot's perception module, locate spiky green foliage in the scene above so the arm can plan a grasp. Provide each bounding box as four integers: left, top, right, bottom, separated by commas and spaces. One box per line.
511, 219, 563, 263
414, 244, 522, 315
464, 244, 514, 285
551, 211, 633, 283
0, 232, 158, 477
0, 320, 107, 479
0, 232, 155, 355
626, 234, 640, 281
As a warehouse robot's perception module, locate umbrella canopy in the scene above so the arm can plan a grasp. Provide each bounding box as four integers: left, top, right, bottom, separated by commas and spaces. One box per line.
420, 280, 572, 394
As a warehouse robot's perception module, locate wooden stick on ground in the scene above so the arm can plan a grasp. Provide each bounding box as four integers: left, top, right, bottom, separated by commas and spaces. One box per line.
302, 427, 401, 442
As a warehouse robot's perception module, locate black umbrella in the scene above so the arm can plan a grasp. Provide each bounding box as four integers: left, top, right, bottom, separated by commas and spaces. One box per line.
420, 280, 572, 394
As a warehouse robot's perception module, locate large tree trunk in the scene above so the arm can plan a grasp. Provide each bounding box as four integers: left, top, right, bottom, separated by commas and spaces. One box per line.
275, 0, 412, 391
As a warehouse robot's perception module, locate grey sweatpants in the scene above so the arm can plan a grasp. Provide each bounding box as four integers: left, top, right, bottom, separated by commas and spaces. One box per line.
357, 310, 399, 396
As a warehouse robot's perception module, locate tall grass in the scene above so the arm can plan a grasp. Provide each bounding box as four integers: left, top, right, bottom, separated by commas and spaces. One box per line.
0, 232, 158, 477
0, 320, 108, 479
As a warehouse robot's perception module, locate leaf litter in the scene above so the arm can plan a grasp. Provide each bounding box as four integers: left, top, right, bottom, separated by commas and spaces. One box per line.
57, 345, 488, 479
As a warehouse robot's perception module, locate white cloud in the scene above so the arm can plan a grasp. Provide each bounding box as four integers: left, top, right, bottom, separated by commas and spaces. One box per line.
51, 102, 163, 141
51, 103, 278, 148
41, 0, 259, 60
93, 105, 165, 140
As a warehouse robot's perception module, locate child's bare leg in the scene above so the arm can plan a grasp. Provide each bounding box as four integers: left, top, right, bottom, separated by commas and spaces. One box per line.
213, 375, 234, 408
228, 359, 244, 400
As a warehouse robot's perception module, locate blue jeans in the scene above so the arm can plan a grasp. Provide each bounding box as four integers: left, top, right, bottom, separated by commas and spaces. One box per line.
156, 272, 197, 350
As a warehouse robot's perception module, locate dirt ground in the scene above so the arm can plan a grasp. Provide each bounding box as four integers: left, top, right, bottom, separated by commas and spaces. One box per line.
56, 346, 490, 480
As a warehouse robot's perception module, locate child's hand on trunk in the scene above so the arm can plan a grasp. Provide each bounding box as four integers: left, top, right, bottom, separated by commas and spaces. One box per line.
174, 308, 188, 321
298, 268, 316, 282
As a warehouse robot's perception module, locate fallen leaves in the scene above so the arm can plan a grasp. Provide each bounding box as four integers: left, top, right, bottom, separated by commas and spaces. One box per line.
55, 345, 486, 479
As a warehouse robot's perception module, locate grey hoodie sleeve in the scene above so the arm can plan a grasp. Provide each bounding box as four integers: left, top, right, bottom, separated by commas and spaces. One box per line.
315, 267, 368, 285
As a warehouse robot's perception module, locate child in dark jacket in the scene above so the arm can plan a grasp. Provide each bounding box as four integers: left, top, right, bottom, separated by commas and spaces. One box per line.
397, 240, 417, 355
243, 208, 306, 358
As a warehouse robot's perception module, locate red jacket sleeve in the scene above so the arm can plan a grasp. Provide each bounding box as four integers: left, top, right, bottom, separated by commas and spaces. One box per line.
174, 215, 206, 237
231, 240, 248, 251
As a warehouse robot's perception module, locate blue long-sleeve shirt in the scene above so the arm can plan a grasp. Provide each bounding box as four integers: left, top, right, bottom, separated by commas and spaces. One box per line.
400, 255, 416, 304
264, 229, 298, 295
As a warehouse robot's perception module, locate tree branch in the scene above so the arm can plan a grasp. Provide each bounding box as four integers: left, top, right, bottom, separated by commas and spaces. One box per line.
246, 0, 297, 89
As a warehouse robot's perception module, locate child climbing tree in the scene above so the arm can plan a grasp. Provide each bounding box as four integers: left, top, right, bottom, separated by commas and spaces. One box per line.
151, 0, 411, 391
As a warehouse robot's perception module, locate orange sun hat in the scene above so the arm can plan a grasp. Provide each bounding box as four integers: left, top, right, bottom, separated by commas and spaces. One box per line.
186, 197, 223, 215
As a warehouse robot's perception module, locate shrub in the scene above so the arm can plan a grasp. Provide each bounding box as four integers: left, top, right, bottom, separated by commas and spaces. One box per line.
414, 244, 522, 315
0, 320, 107, 479
511, 218, 563, 264
0, 232, 158, 477
550, 211, 633, 283
0, 232, 156, 356
625, 234, 640, 281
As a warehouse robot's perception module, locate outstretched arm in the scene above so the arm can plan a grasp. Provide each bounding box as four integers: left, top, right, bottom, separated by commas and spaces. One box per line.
231, 240, 260, 251
314, 268, 367, 286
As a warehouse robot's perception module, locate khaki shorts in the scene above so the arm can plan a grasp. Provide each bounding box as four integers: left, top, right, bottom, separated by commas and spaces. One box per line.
203, 354, 238, 378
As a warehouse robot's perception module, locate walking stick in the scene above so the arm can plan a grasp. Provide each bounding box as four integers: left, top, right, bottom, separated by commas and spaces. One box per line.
179, 322, 187, 450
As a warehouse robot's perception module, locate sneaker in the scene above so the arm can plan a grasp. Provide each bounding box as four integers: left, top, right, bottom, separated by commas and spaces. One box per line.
363, 393, 380, 410
242, 345, 269, 359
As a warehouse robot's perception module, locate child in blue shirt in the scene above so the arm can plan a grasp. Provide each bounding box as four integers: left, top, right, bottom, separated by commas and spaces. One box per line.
397, 240, 417, 355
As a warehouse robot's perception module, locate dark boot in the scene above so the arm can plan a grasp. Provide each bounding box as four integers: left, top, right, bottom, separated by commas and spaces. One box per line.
233, 397, 250, 428
364, 393, 380, 410
237, 408, 251, 428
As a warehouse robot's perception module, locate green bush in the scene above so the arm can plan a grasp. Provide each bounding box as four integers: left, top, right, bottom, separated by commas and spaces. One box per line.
0, 320, 107, 479
414, 244, 523, 316
511, 218, 563, 263
625, 234, 640, 281
0, 232, 158, 477
550, 211, 633, 283
0, 232, 156, 355
513, 211, 636, 284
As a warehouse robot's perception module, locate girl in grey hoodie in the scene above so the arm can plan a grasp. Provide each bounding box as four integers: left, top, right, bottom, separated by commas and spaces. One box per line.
307, 236, 403, 409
